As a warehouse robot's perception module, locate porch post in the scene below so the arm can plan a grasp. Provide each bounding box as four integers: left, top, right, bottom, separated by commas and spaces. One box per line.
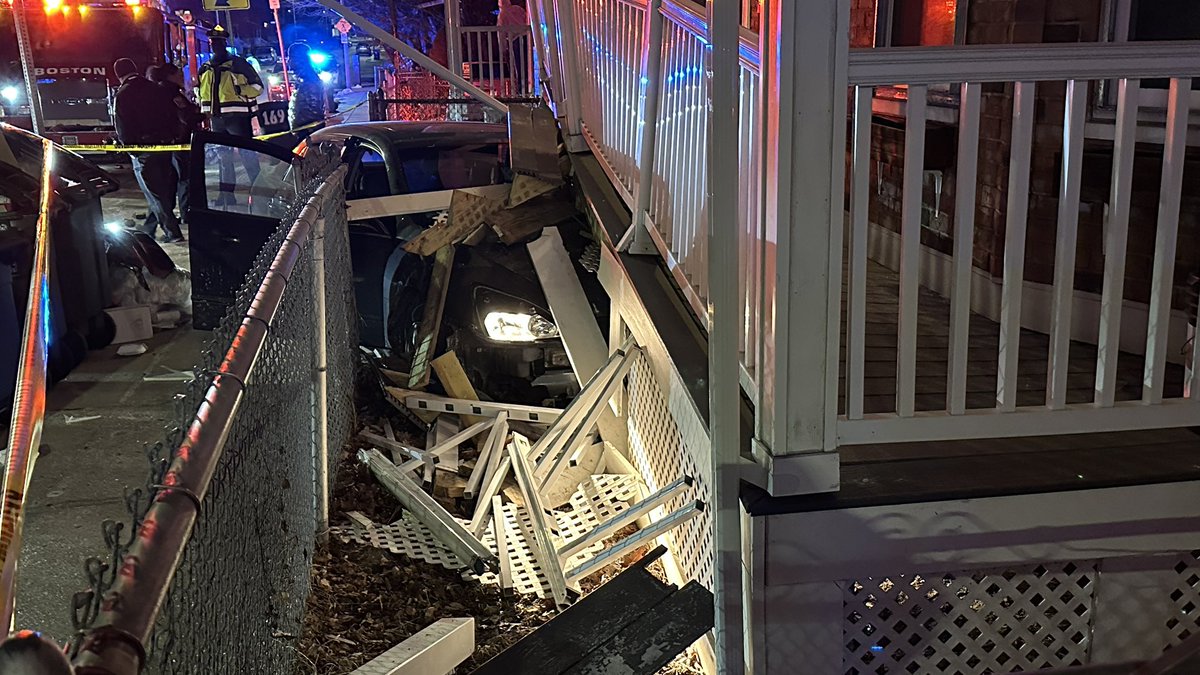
760, 0, 848, 459
707, 0, 744, 673
627, 0, 667, 254
549, 0, 586, 150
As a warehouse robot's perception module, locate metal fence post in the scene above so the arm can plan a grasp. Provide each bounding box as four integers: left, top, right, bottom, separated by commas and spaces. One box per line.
626, 0, 666, 255
312, 215, 331, 540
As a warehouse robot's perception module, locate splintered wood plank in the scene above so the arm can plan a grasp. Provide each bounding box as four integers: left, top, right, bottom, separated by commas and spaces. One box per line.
508, 104, 563, 185
404, 189, 506, 256
563, 582, 714, 675
507, 173, 560, 208
487, 195, 578, 245
471, 547, 674, 675
431, 350, 485, 427
408, 246, 456, 390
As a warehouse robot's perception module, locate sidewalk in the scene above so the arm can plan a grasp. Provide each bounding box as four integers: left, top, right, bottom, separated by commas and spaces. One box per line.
13, 177, 201, 642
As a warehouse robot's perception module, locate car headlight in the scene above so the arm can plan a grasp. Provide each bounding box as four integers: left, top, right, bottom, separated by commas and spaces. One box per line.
1, 86, 20, 104
483, 311, 559, 343
267, 74, 281, 86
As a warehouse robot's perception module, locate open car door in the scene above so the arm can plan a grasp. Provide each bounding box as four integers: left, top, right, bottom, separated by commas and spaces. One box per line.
188, 131, 300, 329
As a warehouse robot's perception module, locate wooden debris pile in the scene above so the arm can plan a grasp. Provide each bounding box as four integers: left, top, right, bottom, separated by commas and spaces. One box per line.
342, 339, 705, 611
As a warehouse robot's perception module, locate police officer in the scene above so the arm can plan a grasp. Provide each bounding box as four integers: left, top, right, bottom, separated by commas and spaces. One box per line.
112, 58, 185, 243
149, 63, 204, 234
197, 26, 263, 205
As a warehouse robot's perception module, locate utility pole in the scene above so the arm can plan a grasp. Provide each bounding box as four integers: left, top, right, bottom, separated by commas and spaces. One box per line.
12, 0, 46, 135
270, 0, 291, 97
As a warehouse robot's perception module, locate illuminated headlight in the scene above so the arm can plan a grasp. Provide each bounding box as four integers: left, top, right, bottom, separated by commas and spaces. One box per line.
483, 311, 559, 343
267, 74, 281, 86
1, 86, 19, 103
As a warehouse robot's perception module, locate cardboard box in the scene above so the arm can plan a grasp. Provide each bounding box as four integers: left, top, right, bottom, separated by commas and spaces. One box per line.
105, 305, 154, 344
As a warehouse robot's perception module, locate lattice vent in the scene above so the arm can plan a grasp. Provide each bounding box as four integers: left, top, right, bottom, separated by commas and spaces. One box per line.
1166, 550, 1200, 648
625, 354, 713, 590
842, 562, 1098, 674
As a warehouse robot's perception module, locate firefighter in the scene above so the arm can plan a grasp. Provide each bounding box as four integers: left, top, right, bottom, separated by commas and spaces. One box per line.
112, 58, 186, 243
198, 25, 263, 205
148, 63, 204, 230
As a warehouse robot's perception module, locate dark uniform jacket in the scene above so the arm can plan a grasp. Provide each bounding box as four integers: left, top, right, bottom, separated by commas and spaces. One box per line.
113, 74, 181, 145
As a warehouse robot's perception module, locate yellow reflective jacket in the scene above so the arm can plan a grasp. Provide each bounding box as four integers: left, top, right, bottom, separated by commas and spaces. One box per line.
197, 55, 263, 115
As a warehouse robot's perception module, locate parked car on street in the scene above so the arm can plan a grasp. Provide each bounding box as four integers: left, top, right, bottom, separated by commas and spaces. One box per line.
186, 122, 607, 404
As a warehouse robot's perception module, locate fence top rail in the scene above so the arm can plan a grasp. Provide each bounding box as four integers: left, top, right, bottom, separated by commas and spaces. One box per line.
461, 24, 531, 35
658, 0, 761, 72
847, 40, 1200, 86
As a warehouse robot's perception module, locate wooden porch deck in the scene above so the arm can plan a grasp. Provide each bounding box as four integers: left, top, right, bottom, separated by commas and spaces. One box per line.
837, 259, 1186, 415
739, 258, 1200, 513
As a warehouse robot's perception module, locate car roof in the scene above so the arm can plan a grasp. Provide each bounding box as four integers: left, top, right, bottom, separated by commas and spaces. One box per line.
310, 121, 509, 150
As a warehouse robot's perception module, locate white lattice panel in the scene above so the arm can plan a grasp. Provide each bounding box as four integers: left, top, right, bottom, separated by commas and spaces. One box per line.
842, 562, 1097, 674
1167, 550, 1200, 648
625, 354, 713, 590
332, 474, 639, 598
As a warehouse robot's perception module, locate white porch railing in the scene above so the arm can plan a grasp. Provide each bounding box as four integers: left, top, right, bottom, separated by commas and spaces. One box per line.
571, 0, 646, 201
839, 43, 1200, 445
460, 25, 539, 99
530, 0, 1200, 455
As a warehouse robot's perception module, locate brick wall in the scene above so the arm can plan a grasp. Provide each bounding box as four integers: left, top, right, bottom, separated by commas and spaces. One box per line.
853, 0, 1200, 308
850, 0, 878, 47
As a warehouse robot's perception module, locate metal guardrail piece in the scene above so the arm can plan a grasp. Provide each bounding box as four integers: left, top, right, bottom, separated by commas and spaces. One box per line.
404, 393, 562, 424
350, 617, 475, 675
565, 501, 705, 584
557, 476, 694, 561
506, 437, 572, 607
360, 449, 497, 575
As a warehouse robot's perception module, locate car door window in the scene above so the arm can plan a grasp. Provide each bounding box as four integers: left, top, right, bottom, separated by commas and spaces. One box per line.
349, 146, 392, 199
202, 144, 296, 218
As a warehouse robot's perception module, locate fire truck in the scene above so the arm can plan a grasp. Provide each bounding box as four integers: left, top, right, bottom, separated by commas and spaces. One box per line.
0, 1, 213, 146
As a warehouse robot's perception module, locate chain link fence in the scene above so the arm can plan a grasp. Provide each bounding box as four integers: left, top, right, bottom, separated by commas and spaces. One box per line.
69, 148, 358, 675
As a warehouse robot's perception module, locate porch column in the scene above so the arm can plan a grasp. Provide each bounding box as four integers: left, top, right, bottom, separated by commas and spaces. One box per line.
759, 0, 848, 473
707, 0, 745, 672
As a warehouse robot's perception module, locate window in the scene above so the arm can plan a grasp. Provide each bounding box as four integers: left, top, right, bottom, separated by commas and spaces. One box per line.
1101, 0, 1200, 112
871, 0, 964, 47
202, 145, 296, 218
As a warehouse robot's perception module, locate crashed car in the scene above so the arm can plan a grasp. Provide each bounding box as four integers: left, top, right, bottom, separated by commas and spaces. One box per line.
187, 122, 607, 404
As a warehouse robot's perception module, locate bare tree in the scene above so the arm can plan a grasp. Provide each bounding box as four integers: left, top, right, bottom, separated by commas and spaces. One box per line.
289, 0, 440, 52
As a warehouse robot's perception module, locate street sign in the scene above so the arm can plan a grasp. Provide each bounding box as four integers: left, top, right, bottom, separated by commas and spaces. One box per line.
335, 18, 351, 34
203, 0, 250, 11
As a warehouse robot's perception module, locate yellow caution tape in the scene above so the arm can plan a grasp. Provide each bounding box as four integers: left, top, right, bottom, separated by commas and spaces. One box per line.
58, 100, 364, 154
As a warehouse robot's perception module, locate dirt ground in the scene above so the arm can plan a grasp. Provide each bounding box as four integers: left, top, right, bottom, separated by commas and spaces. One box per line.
293, 403, 707, 675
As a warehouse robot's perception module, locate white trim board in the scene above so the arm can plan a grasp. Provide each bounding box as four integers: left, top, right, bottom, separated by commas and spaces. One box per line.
865, 220, 1191, 365
760, 479, 1200, 587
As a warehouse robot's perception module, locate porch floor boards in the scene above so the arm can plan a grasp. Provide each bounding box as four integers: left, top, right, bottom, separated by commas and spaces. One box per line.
836, 260, 1186, 415
741, 258, 1200, 514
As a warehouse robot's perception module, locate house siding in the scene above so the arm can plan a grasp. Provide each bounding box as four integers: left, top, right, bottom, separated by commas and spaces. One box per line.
854, 0, 1200, 311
